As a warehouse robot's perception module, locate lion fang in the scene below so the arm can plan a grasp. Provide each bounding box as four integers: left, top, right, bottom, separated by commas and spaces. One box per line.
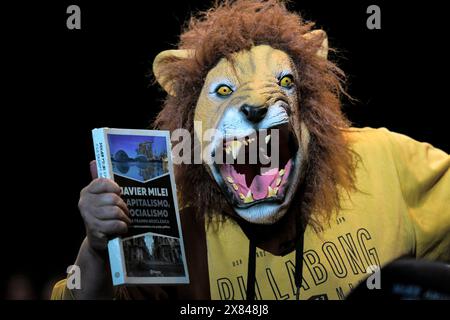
267, 186, 279, 197
229, 140, 243, 160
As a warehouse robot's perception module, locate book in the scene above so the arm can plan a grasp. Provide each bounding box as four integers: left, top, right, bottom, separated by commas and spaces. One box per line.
92, 128, 189, 286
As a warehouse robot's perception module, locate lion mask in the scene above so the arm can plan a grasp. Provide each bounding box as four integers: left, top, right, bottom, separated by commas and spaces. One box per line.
152, 0, 355, 228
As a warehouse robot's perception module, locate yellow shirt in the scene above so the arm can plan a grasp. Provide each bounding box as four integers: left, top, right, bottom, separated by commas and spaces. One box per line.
206, 127, 450, 300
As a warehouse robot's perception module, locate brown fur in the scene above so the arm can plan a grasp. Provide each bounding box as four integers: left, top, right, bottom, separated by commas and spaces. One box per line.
153, 0, 357, 229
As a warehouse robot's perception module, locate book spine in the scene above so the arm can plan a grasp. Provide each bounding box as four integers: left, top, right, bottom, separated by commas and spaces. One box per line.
108, 238, 125, 285
92, 128, 126, 285
92, 128, 113, 179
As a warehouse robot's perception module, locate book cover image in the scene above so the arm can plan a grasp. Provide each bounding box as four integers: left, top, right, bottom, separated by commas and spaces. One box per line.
92, 128, 189, 286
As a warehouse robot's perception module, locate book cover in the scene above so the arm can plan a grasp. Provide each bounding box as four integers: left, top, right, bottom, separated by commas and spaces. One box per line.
92, 128, 189, 286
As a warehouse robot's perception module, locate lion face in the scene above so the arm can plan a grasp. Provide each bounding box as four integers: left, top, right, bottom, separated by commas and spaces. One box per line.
192, 45, 309, 224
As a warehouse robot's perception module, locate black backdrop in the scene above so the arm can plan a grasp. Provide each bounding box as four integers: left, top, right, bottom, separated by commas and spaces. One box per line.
3, 0, 448, 299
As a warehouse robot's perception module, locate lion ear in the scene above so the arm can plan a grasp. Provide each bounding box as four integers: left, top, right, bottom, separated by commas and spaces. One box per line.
303, 30, 328, 60
153, 49, 194, 96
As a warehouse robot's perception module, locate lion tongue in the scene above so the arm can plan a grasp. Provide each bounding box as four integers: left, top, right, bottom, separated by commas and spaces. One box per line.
221, 164, 279, 201
248, 170, 278, 200
222, 159, 293, 202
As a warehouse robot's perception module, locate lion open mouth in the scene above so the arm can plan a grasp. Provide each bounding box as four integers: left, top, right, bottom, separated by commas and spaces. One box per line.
216, 124, 298, 207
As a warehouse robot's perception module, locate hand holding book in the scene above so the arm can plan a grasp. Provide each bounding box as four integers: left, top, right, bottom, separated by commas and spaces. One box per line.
78, 160, 131, 252
68, 160, 132, 299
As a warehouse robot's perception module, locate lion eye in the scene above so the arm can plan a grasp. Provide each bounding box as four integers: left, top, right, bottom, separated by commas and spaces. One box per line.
215, 85, 233, 97
279, 75, 294, 88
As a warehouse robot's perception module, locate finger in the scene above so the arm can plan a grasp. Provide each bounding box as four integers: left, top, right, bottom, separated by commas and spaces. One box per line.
96, 194, 129, 216
97, 220, 128, 236
90, 160, 98, 180
95, 206, 131, 224
87, 178, 121, 194
95, 193, 123, 207
115, 197, 129, 216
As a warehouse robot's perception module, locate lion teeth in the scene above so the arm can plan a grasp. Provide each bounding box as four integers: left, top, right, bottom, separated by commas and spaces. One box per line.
229, 140, 243, 160
279, 169, 285, 176
232, 183, 239, 190
267, 186, 279, 197
242, 190, 253, 203
265, 134, 271, 144
275, 177, 282, 186
226, 176, 234, 183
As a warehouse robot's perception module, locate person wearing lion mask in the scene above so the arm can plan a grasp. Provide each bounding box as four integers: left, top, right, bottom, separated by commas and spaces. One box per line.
52, 0, 449, 300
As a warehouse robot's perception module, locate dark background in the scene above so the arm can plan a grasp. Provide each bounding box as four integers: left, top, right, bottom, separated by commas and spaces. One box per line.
3, 0, 448, 299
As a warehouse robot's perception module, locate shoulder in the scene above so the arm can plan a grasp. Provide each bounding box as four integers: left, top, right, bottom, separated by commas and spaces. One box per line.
344, 127, 437, 157
346, 127, 448, 160
344, 127, 397, 161
345, 127, 393, 147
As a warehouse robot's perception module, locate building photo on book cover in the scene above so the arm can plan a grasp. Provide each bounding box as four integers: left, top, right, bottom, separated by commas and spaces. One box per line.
109, 134, 169, 182
123, 233, 185, 278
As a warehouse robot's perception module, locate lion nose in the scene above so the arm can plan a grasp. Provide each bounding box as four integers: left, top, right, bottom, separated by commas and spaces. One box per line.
240, 104, 268, 123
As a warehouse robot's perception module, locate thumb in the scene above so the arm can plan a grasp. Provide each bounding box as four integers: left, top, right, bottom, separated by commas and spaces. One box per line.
89, 160, 98, 180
